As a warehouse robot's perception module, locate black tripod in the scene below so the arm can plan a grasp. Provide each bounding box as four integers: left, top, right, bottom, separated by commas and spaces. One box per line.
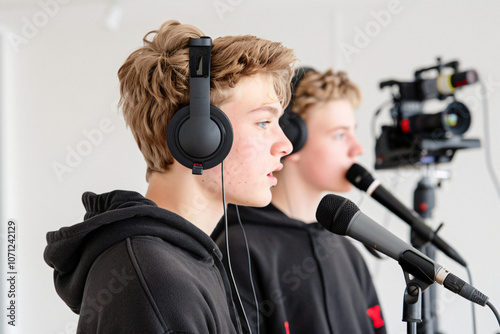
409, 164, 450, 334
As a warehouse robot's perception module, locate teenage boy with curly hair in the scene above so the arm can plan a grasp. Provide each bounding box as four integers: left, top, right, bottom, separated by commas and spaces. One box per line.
44, 20, 295, 333
214, 68, 387, 334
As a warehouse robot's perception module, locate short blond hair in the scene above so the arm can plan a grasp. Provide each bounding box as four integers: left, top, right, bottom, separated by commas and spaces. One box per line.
291, 68, 361, 117
118, 20, 296, 181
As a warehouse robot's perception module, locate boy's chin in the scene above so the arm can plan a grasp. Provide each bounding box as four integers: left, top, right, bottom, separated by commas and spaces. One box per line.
327, 182, 352, 194
230, 192, 272, 208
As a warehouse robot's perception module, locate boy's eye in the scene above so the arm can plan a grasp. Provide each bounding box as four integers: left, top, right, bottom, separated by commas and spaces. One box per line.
334, 133, 345, 140
258, 121, 270, 129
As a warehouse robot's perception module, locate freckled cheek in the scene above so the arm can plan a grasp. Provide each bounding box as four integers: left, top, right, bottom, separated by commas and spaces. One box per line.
223, 156, 268, 190
223, 128, 270, 182
222, 155, 256, 187
226, 156, 265, 177
228, 132, 269, 164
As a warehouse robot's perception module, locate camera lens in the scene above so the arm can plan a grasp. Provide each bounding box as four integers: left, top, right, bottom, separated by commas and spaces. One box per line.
405, 101, 471, 137
442, 101, 471, 135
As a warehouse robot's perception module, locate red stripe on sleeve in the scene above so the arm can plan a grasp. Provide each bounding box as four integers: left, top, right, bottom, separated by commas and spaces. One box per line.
367, 305, 385, 328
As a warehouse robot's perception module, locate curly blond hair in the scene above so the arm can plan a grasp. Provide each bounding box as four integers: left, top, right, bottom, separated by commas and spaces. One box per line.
291, 68, 361, 117
118, 20, 296, 181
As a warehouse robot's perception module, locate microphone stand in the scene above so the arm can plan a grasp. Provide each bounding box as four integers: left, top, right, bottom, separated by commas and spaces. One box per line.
402, 272, 431, 334
411, 164, 449, 334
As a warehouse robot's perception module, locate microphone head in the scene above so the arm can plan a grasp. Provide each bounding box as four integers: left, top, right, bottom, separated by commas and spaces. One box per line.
316, 194, 360, 235
346, 163, 375, 192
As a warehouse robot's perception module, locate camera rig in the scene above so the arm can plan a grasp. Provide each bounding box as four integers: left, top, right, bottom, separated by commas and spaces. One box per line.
374, 59, 481, 170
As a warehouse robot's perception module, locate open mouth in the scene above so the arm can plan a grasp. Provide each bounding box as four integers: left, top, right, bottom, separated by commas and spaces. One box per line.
267, 171, 278, 186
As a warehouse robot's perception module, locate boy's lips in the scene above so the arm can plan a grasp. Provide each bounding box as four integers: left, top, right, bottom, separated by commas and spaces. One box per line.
268, 163, 283, 176
267, 163, 283, 184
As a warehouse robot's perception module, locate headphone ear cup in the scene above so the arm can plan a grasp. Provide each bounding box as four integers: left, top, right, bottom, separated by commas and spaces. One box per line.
167, 105, 233, 171
279, 112, 307, 155
206, 105, 233, 167
279, 66, 314, 155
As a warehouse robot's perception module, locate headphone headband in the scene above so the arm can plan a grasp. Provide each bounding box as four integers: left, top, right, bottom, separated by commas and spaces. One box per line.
188, 37, 211, 119
284, 67, 315, 116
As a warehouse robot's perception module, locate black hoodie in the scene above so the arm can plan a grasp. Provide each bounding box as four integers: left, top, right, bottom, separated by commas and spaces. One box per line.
44, 190, 242, 334
212, 204, 386, 334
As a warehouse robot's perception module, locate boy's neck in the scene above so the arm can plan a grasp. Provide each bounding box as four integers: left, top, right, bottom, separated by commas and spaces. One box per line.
145, 166, 223, 235
271, 166, 324, 224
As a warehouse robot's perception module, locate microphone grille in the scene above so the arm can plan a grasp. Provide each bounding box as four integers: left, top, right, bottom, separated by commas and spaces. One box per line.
346, 163, 375, 192
316, 194, 360, 235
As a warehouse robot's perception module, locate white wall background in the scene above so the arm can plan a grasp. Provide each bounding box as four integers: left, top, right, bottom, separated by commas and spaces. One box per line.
1, 0, 499, 333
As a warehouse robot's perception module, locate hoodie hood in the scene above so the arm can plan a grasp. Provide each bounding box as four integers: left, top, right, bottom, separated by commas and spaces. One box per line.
44, 190, 221, 313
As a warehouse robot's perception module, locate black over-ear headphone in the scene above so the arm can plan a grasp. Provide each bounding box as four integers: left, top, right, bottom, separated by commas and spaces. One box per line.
166, 37, 233, 175
279, 67, 314, 155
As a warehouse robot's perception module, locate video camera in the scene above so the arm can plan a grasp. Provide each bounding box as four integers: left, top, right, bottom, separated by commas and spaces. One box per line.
375, 59, 481, 170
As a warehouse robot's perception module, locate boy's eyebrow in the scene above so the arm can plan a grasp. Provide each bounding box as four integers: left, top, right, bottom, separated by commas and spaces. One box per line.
328, 124, 358, 132
251, 105, 283, 117
328, 126, 349, 132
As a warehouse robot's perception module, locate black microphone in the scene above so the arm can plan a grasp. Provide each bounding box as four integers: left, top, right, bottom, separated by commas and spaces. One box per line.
420, 70, 478, 99
316, 194, 488, 307
346, 163, 467, 267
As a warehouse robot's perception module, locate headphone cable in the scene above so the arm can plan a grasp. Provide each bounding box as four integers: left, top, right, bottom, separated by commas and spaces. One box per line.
235, 205, 260, 334
222, 161, 253, 334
